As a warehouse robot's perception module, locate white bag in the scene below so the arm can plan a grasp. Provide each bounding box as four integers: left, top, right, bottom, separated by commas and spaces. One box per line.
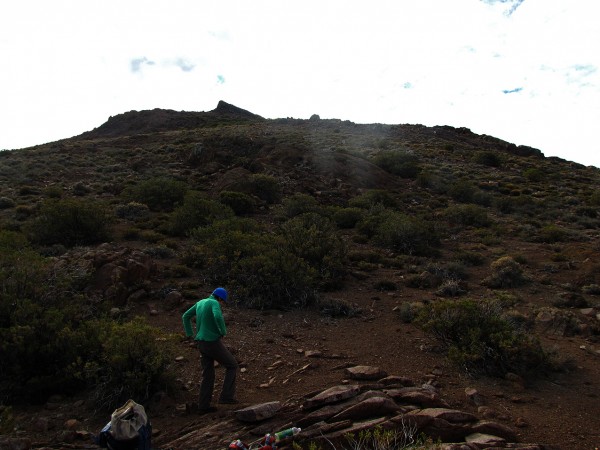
110, 399, 148, 441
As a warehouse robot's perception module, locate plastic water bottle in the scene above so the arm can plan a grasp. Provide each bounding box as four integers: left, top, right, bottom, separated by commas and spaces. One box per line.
229, 439, 248, 450
274, 427, 301, 441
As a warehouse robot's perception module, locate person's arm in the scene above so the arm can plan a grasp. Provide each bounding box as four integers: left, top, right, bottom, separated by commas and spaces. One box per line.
182, 303, 197, 338
212, 302, 227, 337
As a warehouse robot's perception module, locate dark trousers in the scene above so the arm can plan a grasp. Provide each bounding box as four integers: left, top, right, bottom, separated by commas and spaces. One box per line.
197, 339, 238, 408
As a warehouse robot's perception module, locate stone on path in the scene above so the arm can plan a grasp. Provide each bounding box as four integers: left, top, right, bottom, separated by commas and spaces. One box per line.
302, 385, 360, 410
344, 365, 387, 380
235, 401, 281, 423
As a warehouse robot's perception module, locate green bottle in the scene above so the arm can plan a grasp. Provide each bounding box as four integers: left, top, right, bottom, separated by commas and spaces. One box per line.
274, 426, 301, 441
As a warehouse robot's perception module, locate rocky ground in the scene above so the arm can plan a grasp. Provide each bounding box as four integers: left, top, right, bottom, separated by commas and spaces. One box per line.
3, 262, 599, 449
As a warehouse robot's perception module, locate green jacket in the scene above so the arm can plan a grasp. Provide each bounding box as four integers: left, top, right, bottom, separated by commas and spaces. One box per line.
182, 295, 227, 342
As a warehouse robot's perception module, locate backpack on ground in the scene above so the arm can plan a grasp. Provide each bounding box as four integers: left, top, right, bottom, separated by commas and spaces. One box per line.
95, 399, 152, 450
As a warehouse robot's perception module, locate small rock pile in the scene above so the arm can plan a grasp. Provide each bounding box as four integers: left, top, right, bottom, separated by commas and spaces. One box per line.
158, 365, 560, 450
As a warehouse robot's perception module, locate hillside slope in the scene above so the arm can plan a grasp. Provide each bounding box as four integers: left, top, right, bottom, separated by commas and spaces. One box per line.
0, 103, 599, 449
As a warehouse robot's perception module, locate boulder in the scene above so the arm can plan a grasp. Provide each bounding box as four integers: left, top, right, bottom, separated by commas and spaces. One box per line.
465, 432, 506, 445
385, 387, 448, 408
302, 385, 360, 410
464, 388, 485, 406
235, 401, 281, 423
344, 365, 387, 380
378, 375, 415, 387
407, 408, 478, 424
297, 402, 356, 428
471, 420, 518, 442
329, 397, 401, 422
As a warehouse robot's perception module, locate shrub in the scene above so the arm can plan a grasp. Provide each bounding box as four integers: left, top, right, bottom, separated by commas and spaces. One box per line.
0, 234, 173, 406
280, 193, 322, 218
219, 191, 256, 215
372, 150, 420, 178
582, 284, 600, 295
349, 190, 397, 209
43, 185, 63, 198
115, 202, 151, 221
87, 318, 174, 409
169, 191, 234, 236
122, 177, 187, 211
318, 298, 361, 318
249, 174, 281, 204
417, 299, 553, 377
473, 150, 502, 167
397, 302, 417, 323
332, 207, 363, 229
523, 168, 544, 182
454, 250, 485, 266
493, 195, 538, 215
482, 256, 530, 288
443, 204, 491, 228
416, 171, 447, 193
436, 279, 466, 297
449, 180, 477, 203
27, 198, 112, 247
281, 213, 347, 287
0, 197, 16, 209
537, 224, 567, 243
72, 182, 91, 196
371, 211, 440, 256
188, 218, 318, 309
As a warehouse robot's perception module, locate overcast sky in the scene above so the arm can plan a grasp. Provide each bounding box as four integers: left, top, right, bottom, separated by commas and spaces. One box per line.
1, 0, 599, 167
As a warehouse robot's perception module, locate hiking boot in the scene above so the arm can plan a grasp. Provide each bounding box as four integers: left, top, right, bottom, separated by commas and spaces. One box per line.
218, 398, 239, 405
198, 406, 218, 414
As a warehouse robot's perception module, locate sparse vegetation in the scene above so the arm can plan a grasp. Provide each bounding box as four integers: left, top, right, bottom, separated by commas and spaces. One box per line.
482, 256, 530, 289
26, 198, 112, 247
372, 150, 421, 178
169, 191, 234, 236
122, 176, 188, 212
1, 105, 599, 448
0, 232, 173, 406
417, 299, 553, 378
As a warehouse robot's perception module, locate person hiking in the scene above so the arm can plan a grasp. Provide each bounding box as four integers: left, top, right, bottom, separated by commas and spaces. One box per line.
182, 287, 238, 413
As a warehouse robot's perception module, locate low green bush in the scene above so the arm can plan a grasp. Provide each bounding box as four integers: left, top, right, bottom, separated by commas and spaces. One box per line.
332, 207, 363, 229
26, 198, 112, 247
249, 174, 281, 204
443, 204, 491, 228
523, 167, 544, 182
318, 298, 362, 318
482, 256, 530, 289
417, 299, 553, 377
115, 202, 151, 221
370, 211, 440, 256
449, 180, 477, 203
280, 193, 321, 218
281, 213, 347, 285
349, 190, 397, 209
188, 218, 319, 309
473, 150, 502, 167
169, 191, 234, 236
0, 231, 174, 406
537, 224, 568, 243
371, 150, 421, 178
122, 177, 187, 212
0, 197, 16, 209
219, 191, 256, 215
86, 318, 174, 409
